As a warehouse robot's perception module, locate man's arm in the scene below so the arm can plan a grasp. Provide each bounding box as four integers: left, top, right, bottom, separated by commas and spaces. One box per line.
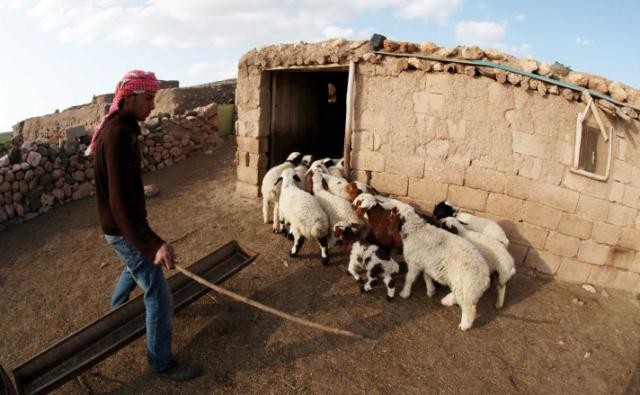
105, 129, 166, 261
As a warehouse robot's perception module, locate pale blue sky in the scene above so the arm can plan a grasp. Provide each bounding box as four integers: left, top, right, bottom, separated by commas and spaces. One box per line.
1, 0, 638, 132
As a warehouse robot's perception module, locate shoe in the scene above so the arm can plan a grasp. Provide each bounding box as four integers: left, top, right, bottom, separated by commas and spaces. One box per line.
157, 361, 202, 382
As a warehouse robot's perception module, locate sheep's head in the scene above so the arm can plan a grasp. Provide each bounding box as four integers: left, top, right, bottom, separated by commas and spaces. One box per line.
352, 193, 378, 219
286, 152, 303, 166
306, 160, 329, 175
433, 201, 458, 220
277, 168, 301, 187
440, 217, 462, 235
333, 222, 362, 242
301, 154, 313, 167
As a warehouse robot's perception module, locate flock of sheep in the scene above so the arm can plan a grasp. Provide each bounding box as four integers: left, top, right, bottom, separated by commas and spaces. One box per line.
260, 152, 516, 331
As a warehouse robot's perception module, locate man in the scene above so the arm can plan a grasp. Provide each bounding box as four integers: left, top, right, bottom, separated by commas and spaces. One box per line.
89, 70, 201, 381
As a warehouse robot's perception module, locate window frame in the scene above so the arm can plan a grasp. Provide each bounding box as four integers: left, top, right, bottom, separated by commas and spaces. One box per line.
570, 93, 613, 181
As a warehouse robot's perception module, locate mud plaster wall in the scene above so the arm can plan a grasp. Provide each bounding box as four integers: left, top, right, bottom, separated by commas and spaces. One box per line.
351, 63, 640, 293
234, 46, 640, 293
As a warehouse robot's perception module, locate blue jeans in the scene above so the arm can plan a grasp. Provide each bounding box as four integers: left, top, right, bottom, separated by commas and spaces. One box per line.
105, 235, 174, 372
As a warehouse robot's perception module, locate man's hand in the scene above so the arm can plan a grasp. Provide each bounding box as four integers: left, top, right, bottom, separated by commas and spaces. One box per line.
154, 242, 176, 270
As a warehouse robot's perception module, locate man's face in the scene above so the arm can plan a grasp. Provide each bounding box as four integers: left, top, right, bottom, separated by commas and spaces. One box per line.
126, 92, 156, 121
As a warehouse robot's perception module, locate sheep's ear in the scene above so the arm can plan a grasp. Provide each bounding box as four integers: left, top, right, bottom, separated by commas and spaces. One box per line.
293, 174, 301, 183
275, 177, 283, 185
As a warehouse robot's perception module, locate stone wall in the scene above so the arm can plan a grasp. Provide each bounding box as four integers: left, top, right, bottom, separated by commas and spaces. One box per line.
0, 103, 222, 231
13, 80, 236, 144
234, 38, 640, 292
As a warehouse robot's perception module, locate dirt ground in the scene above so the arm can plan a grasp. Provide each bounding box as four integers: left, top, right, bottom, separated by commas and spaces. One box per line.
1, 138, 640, 395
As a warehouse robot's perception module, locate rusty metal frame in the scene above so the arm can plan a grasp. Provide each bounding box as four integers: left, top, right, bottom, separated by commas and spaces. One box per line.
11, 240, 257, 395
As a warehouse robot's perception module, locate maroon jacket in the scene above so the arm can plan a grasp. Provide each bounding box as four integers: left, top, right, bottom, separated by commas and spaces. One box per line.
93, 112, 164, 259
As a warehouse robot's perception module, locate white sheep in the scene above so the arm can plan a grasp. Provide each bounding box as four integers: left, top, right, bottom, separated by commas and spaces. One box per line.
311, 170, 361, 248
325, 157, 344, 177
387, 200, 491, 331
306, 160, 351, 199
348, 241, 400, 300
433, 201, 509, 246
277, 168, 331, 265
261, 152, 303, 232
294, 154, 313, 189
441, 217, 516, 309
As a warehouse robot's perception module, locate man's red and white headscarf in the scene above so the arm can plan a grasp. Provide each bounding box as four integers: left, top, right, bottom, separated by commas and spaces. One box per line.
85, 70, 160, 156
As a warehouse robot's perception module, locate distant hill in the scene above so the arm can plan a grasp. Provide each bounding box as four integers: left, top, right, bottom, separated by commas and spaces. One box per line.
0, 132, 11, 144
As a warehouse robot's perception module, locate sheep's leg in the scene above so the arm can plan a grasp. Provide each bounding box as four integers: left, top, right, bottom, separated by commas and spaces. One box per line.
399, 266, 419, 299
318, 236, 330, 266
327, 234, 338, 249
423, 272, 436, 298
459, 303, 477, 331
495, 282, 506, 309
441, 292, 457, 306
272, 202, 280, 232
347, 259, 361, 282
361, 272, 378, 292
290, 230, 305, 257
262, 196, 271, 224
383, 274, 396, 301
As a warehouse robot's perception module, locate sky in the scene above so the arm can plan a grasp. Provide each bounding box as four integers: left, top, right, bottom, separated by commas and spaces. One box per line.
1, 0, 638, 132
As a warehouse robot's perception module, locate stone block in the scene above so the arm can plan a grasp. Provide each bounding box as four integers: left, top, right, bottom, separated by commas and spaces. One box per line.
576, 195, 609, 222
522, 201, 562, 229
506, 176, 579, 213
612, 159, 632, 184
544, 232, 581, 258
236, 136, 267, 154
65, 125, 88, 139
562, 172, 609, 200
386, 155, 425, 178
370, 172, 408, 196
577, 241, 609, 265
352, 151, 385, 172
413, 91, 444, 114
423, 158, 465, 185
352, 131, 373, 151
606, 246, 636, 270
248, 153, 268, 170
447, 185, 488, 212
235, 181, 260, 198
556, 259, 593, 283
631, 166, 640, 188
236, 166, 259, 185
510, 222, 549, 249
623, 185, 640, 209
464, 167, 507, 194
613, 271, 640, 293
607, 204, 637, 227
512, 131, 546, 158
608, 182, 625, 203
557, 214, 593, 240
591, 222, 621, 245
408, 178, 448, 203
587, 266, 620, 288
618, 227, 640, 251
516, 156, 542, 180
486, 193, 524, 219
525, 250, 561, 274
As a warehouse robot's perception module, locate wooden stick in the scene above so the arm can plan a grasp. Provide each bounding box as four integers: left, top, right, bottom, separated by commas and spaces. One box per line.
174, 264, 366, 340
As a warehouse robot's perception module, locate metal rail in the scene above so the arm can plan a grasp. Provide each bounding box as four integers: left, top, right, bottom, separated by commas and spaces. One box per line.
10, 240, 257, 395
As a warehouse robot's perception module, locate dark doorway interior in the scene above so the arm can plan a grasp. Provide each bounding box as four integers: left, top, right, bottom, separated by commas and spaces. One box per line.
269, 69, 348, 166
